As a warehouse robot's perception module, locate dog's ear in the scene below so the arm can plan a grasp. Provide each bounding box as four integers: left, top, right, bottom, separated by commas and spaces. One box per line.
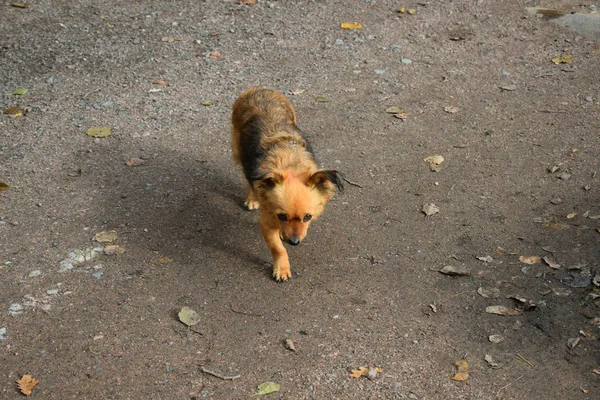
309, 170, 344, 198
256, 173, 284, 191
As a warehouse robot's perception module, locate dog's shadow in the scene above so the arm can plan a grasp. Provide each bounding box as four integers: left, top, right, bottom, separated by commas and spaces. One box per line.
96, 146, 270, 275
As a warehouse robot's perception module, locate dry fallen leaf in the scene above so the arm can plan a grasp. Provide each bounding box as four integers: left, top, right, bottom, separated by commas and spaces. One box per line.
178, 306, 201, 326
477, 287, 501, 298
484, 354, 501, 368
341, 22, 362, 30
3, 105, 22, 115
284, 338, 296, 351
392, 112, 409, 121
386, 106, 404, 114
125, 157, 145, 167
86, 126, 112, 138
0, 182, 10, 192
256, 382, 280, 395
349, 366, 383, 378
201, 100, 213, 106
592, 368, 600, 376
154, 256, 173, 264
17, 375, 38, 396
289, 88, 307, 95
444, 105, 460, 114
315, 96, 329, 102
519, 255, 541, 265
567, 212, 578, 219
552, 54, 573, 64
489, 334, 505, 344
95, 230, 118, 243
11, 2, 29, 8
104, 245, 125, 255
452, 360, 469, 381
422, 203, 440, 216
153, 79, 167, 86
439, 265, 470, 276
543, 256, 560, 269
208, 50, 221, 59
567, 336, 581, 350
485, 305, 522, 316
239, 0, 257, 4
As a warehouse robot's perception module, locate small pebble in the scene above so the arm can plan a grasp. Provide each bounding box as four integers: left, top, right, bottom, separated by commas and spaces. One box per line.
8, 303, 23, 316
0, 327, 6, 340
335, 39, 344, 46
375, 69, 386, 75
92, 271, 104, 279
401, 58, 412, 64
29, 270, 42, 277
46, 289, 59, 295
585, 96, 593, 102
550, 198, 562, 205
501, 70, 511, 77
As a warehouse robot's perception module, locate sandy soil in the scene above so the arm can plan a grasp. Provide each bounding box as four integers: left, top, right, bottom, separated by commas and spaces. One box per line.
1, 0, 599, 398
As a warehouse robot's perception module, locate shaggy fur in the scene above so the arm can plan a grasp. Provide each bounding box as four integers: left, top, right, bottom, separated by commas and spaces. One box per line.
231, 87, 342, 281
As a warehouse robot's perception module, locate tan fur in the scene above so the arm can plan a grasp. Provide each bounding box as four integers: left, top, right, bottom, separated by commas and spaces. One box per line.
231, 87, 339, 281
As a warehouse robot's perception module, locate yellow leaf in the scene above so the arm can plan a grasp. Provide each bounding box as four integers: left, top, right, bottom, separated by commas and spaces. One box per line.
552, 54, 573, 64
349, 367, 369, 378
3, 105, 22, 115
86, 126, 112, 138
0, 182, 10, 191
452, 360, 469, 381
256, 381, 280, 395
17, 375, 38, 396
315, 96, 329, 102
11, 2, 29, 8
397, 7, 406, 13
407, 9, 417, 15
12, 88, 28, 95
341, 22, 362, 30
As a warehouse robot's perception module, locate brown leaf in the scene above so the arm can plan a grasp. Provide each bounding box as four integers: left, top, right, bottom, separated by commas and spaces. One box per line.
153, 79, 167, 86
519, 255, 541, 265
439, 265, 470, 276
95, 230, 118, 243
485, 305, 522, 316
208, 50, 221, 59
239, 0, 256, 4
284, 338, 296, 351
349, 366, 382, 378
17, 375, 38, 396
0, 182, 10, 191
543, 256, 560, 269
125, 157, 145, 167
3, 105, 22, 115
452, 360, 469, 381
104, 245, 125, 255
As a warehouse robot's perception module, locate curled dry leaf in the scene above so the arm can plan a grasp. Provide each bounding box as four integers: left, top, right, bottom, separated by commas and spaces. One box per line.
4, 105, 23, 115
239, 0, 257, 4
484, 354, 501, 368
208, 50, 221, 59
95, 230, 118, 243
477, 255, 493, 263
17, 375, 38, 396
567, 336, 581, 350
11, 2, 30, 8
0, 182, 10, 192
153, 79, 167, 86
284, 338, 296, 352
201, 100, 213, 106
452, 360, 469, 381
315, 96, 329, 102
162, 36, 183, 42
439, 265, 470, 276
477, 287, 501, 298
386, 106, 404, 114
485, 305, 522, 316
341, 22, 362, 30
519, 255, 541, 265
424, 155, 444, 172
566, 212, 578, 219
543, 256, 560, 269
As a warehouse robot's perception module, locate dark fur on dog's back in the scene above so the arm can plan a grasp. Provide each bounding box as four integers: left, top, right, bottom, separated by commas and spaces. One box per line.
231, 87, 342, 281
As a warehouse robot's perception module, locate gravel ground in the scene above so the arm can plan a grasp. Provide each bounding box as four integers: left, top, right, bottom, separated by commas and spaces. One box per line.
1, 0, 599, 399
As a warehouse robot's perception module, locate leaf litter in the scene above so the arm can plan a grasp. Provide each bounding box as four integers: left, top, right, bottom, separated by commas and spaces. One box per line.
95, 230, 118, 243
86, 127, 112, 138
439, 265, 470, 276
423, 155, 444, 172
422, 203, 440, 216
178, 306, 201, 326
485, 305, 522, 316
349, 366, 383, 379
341, 22, 362, 30
519, 255, 541, 265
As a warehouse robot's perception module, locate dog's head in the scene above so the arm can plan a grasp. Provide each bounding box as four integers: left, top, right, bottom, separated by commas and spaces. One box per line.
256, 169, 343, 245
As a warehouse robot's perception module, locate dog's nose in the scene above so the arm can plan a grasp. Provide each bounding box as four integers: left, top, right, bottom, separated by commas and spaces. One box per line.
287, 237, 300, 246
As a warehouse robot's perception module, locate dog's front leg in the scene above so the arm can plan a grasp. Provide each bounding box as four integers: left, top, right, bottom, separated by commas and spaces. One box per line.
260, 214, 291, 281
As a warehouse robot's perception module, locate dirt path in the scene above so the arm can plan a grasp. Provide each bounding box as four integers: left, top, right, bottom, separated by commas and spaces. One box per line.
1, 0, 599, 398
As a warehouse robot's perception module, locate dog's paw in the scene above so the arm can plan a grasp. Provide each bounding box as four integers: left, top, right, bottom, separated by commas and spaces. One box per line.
244, 200, 260, 210
273, 263, 292, 281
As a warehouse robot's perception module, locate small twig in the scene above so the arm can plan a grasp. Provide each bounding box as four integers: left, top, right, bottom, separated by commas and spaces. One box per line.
515, 353, 534, 367
341, 176, 363, 188
200, 366, 241, 381
88, 346, 100, 355
535, 73, 555, 78
496, 374, 523, 398
81, 88, 101, 101
230, 305, 263, 317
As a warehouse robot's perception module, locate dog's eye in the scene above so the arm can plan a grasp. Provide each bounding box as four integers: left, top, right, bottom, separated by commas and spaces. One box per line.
277, 213, 288, 222
303, 214, 312, 222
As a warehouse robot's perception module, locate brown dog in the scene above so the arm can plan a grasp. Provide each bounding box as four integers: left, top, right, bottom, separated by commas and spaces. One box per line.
231, 87, 342, 281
